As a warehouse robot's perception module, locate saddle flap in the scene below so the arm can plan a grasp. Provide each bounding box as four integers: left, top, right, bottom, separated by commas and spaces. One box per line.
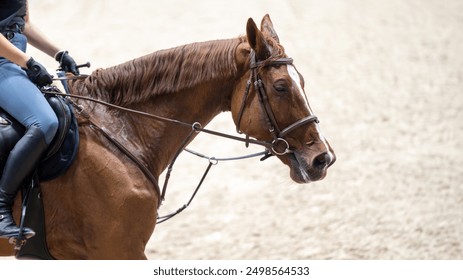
43, 95, 73, 160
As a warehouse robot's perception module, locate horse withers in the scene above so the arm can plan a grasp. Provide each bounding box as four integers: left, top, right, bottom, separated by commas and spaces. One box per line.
0, 14, 335, 259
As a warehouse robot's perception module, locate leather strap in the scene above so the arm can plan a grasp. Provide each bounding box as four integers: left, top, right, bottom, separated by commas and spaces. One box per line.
87, 120, 161, 203
279, 115, 319, 138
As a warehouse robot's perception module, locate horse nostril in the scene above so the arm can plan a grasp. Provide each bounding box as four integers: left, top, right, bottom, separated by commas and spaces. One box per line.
313, 152, 331, 169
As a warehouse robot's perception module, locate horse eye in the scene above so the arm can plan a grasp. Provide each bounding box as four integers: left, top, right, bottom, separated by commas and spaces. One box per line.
273, 81, 290, 94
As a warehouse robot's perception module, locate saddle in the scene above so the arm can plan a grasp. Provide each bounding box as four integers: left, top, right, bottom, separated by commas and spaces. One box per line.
0, 86, 80, 259
0, 87, 79, 181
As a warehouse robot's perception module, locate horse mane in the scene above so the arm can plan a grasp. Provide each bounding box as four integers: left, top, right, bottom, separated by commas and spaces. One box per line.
71, 37, 246, 107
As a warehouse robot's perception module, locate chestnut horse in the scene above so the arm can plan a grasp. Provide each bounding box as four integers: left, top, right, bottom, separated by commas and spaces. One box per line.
0, 15, 335, 259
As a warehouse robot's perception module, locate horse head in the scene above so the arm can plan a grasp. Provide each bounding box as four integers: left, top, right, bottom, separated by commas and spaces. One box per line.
231, 15, 336, 183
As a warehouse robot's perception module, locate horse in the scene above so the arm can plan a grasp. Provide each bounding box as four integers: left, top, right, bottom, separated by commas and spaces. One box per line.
0, 14, 335, 259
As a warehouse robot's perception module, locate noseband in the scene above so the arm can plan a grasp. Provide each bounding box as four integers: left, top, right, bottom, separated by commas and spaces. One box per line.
235, 50, 319, 155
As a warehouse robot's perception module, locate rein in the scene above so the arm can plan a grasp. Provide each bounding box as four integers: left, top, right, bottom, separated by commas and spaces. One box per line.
42, 89, 271, 223
44, 51, 318, 223
47, 91, 275, 150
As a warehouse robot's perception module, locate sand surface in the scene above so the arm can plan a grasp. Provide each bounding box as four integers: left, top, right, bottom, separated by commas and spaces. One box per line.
2, 0, 462, 259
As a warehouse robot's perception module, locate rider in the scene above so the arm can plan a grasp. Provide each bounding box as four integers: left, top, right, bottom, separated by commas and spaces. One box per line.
0, 0, 79, 239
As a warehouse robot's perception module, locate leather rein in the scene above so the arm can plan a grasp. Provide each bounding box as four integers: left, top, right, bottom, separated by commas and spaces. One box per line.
44, 51, 318, 223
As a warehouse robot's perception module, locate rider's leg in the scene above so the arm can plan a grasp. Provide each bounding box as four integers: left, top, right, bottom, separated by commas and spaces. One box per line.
0, 126, 49, 238
0, 61, 58, 239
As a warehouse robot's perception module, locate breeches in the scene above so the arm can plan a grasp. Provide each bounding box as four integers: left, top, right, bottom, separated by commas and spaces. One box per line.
0, 61, 58, 145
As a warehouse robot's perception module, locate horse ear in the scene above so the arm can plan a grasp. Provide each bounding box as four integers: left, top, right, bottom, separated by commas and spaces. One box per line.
260, 14, 280, 43
246, 17, 271, 61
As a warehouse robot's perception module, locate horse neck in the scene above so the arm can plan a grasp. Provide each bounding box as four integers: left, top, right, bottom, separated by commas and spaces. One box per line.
73, 37, 248, 177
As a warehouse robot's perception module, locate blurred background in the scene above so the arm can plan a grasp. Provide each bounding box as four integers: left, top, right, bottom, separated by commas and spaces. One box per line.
22, 0, 463, 259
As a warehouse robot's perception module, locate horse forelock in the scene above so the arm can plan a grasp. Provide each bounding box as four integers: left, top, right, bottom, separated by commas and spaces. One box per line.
72, 38, 244, 107
264, 34, 287, 62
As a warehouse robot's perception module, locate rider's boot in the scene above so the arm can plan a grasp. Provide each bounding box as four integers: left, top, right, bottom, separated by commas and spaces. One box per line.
0, 125, 49, 239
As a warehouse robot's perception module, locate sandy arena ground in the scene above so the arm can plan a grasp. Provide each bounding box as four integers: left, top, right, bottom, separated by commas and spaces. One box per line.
2, 0, 462, 259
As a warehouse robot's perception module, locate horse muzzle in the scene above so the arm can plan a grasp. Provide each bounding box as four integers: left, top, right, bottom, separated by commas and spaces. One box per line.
287, 147, 336, 184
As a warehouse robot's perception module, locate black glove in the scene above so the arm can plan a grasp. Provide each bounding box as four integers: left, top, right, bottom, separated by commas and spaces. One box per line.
55, 50, 79, 75
24, 57, 53, 87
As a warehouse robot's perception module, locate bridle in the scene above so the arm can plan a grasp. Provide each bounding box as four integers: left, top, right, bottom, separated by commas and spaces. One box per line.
235, 50, 319, 156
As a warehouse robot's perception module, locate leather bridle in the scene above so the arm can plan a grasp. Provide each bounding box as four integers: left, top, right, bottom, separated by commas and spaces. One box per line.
235, 50, 319, 156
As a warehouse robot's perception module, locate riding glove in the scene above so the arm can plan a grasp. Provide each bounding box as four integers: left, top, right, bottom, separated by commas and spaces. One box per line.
24, 57, 53, 87
55, 50, 79, 75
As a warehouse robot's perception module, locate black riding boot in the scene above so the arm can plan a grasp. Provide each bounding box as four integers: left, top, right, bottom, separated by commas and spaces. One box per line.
0, 125, 49, 239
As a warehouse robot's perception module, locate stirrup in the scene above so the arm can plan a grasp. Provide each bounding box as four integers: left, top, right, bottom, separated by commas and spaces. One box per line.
9, 236, 27, 250
4, 174, 39, 251
2, 229, 35, 250
8, 228, 35, 250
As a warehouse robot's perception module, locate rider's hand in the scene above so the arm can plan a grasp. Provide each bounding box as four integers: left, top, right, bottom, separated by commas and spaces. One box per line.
24, 57, 53, 87
55, 50, 79, 75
